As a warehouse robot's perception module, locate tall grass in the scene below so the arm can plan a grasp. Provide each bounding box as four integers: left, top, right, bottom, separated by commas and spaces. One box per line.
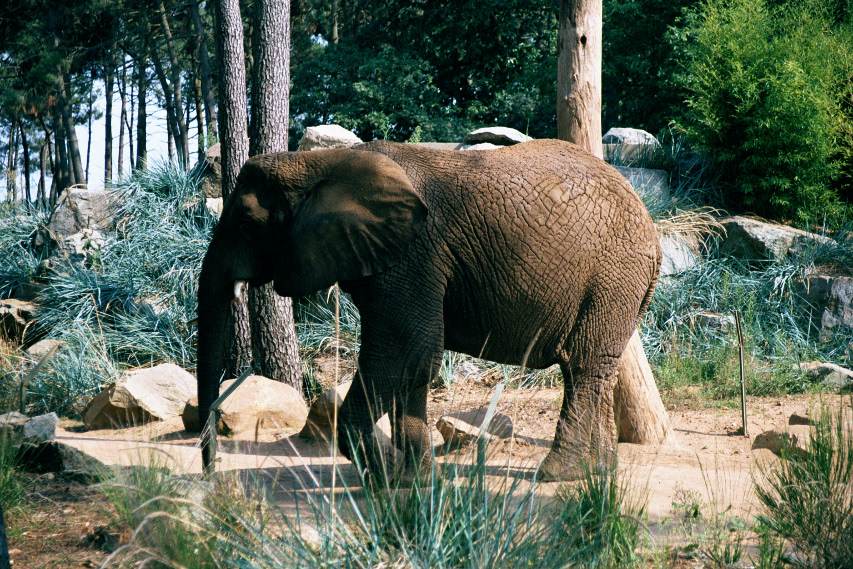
102, 445, 645, 568
755, 401, 853, 568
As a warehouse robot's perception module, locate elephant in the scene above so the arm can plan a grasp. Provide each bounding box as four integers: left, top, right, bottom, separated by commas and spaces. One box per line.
196, 139, 661, 481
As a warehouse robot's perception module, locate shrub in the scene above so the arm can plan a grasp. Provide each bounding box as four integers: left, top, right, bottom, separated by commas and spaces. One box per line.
755, 401, 853, 568
677, 0, 853, 223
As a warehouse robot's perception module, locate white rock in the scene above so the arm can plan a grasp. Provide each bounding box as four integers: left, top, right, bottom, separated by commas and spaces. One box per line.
26, 339, 66, 360
62, 228, 104, 263
460, 142, 502, 150
45, 187, 119, 239
602, 128, 660, 147
217, 375, 308, 435
111, 363, 197, 422
436, 407, 513, 447
463, 127, 532, 146
659, 233, 702, 277
298, 380, 392, 445
297, 125, 363, 151
792, 275, 853, 338
205, 197, 223, 218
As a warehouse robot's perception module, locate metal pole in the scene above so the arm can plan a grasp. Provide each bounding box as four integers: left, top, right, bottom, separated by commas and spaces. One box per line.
734, 310, 748, 437
205, 367, 253, 476
20, 345, 59, 414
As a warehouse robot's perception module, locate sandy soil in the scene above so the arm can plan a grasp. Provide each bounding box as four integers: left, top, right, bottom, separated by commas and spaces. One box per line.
11, 384, 849, 567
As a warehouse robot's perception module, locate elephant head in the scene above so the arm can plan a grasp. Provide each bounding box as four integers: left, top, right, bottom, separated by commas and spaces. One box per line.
195, 148, 428, 471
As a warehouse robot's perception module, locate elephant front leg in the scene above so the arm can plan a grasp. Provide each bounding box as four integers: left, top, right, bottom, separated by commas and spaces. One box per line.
539, 362, 618, 481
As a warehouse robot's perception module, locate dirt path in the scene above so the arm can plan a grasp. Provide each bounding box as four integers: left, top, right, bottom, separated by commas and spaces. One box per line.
56, 386, 844, 525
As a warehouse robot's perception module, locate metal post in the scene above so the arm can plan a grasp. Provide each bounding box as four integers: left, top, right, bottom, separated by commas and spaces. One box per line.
20, 345, 59, 414
734, 310, 748, 437
204, 367, 253, 476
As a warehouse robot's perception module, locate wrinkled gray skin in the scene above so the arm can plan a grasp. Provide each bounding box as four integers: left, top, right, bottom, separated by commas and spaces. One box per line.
196, 140, 660, 481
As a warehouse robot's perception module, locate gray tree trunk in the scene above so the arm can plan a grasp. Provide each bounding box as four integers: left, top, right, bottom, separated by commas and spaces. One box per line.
136, 53, 148, 171
158, 0, 190, 167
557, 0, 603, 159
57, 73, 85, 185
104, 54, 114, 184
189, 0, 218, 142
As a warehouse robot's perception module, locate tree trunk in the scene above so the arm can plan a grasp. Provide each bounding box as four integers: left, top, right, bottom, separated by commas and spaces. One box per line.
215, 0, 253, 373
614, 331, 671, 443
192, 73, 206, 160
118, 59, 128, 176
247, 0, 302, 392
556, 0, 668, 444
189, 0, 218, 142
136, 53, 148, 171
38, 139, 47, 206
158, 0, 190, 167
19, 121, 31, 202
104, 54, 114, 184
6, 118, 17, 202
57, 74, 85, 185
86, 75, 93, 183
557, 0, 603, 159
150, 41, 182, 165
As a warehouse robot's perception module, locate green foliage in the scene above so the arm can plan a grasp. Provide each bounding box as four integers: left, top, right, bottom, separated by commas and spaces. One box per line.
0, 430, 25, 510
676, 0, 853, 223
755, 401, 853, 568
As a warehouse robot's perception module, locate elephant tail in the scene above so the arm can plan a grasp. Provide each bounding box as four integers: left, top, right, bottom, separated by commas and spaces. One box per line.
637, 237, 662, 321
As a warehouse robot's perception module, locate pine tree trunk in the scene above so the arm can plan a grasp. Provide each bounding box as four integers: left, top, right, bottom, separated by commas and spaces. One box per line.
118, 60, 128, 177
38, 141, 47, 206
136, 53, 148, 171
104, 54, 114, 184
215, 0, 253, 373
158, 0, 190, 167
557, 0, 603, 159
57, 74, 85, 185
86, 78, 93, 184
53, 107, 69, 203
247, 0, 302, 392
189, 0, 218, 141
19, 121, 31, 202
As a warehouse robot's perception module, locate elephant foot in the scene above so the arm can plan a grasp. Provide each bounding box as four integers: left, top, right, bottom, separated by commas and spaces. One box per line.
537, 448, 589, 482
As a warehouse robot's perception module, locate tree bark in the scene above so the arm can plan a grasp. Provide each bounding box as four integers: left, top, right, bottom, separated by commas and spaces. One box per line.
38, 139, 47, 206
189, 0, 218, 142
19, 120, 31, 202
215, 0, 253, 374
247, 0, 302, 392
52, 107, 69, 204
136, 53, 148, 171
118, 59, 128, 176
158, 0, 190, 167
57, 73, 85, 185
615, 331, 671, 443
104, 53, 115, 184
557, 0, 603, 159
6, 118, 18, 202
86, 75, 93, 183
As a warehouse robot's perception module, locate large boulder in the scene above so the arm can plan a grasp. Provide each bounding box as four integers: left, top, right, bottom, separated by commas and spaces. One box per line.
44, 187, 120, 240
61, 228, 105, 265
198, 143, 222, 198
797, 361, 853, 389
718, 216, 835, 261
83, 363, 196, 429
183, 375, 309, 436
299, 381, 392, 445
603, 128, 660, 165
791, 275, 853, 338
0, 299, 37, 345
26, 338, 66, 360
297, 125, 363, 151
436, 408, 513, 447
464, 127, 532, 146
659, 233, 702, 277
602, 128, 660, 146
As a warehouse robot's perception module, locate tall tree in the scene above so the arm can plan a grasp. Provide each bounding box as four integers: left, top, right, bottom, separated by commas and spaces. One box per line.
189, 0, 218, 143
214, 0, 253, 376
248, 0, 302, 391
104, 49, 115, 184
156, 0, 190, 167
135, 52, 148, 171
557, 0, 603, 159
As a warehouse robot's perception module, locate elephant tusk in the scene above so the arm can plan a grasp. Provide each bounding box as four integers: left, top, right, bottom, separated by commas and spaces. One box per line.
232, 280, 249, 304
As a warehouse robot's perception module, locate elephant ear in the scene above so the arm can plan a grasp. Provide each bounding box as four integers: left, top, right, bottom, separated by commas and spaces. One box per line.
272, 149, 428, 297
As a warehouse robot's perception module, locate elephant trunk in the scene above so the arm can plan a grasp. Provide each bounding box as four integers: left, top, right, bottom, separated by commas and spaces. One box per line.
196, 235, 252, 474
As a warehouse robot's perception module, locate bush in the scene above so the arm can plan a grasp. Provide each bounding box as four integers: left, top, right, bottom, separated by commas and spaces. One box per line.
677, 0, 853, 224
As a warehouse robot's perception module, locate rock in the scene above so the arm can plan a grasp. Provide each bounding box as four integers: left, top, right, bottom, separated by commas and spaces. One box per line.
83, 385, 153, 430
0, 298, 37, 344
205, 197, 223, 218
791, 275, 853, 338
797, 361, 853, 388
44, 187, 120, 240
413, 143, 464, 150
691, 311, 736, 332
0, 412, 28, 446
602, 128, 660, 147
20, 413, 58, 444
297, 125, 363, 151
17, 441, 107, 482
214, 375, 308, 436
614, 167, 670, 204
659, 233, 702, 277
463, 127, 532, 146
452, 361, 483, 383
198, 143, 222, 198
181, 397, 201, 432
460, 142, 502, 150
752, 426, 812, 457
26, 338, 66, 360
789, 412, 812, 426
299, 381, 392, 444
61, 228, 104, 265
718, 216, 836, 262
84, 364, 196, 429
436, 408, 513, 447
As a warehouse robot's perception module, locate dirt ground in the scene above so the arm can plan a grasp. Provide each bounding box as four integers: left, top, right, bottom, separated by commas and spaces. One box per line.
7, 382, 849, 568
